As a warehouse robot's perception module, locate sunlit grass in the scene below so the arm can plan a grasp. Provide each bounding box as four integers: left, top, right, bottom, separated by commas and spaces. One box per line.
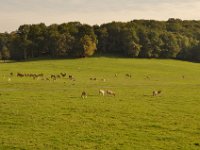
0, 58, 200, 149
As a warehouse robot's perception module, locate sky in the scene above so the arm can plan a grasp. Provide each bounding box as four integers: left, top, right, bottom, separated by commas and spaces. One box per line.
0, 0, 200, 32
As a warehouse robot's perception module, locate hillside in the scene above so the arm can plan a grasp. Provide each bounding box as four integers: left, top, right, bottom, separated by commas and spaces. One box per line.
0, 58, 200, 149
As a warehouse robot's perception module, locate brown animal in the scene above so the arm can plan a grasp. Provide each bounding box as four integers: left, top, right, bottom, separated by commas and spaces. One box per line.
145, 76, 150, 80
90, 77, 97, 81
153, 90, 162, 96
17, 73, 24, 77
106, 90, 115, 96
69, 75, 73, 80
60, 73, 66, 77
81, 91, 87, 99
51, 75, 56, 79
38, 73, 44, 77
126, 74, 132, 78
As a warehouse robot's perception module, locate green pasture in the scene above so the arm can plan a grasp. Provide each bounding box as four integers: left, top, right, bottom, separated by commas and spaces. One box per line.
0, 58, 200, 149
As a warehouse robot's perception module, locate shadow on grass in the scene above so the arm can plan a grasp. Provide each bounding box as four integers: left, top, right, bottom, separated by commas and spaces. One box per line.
1, 54, 199, 63
68, 94, 99, 99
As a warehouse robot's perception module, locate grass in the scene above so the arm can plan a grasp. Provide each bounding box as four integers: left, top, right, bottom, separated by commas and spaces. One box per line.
0, 57, 200, 150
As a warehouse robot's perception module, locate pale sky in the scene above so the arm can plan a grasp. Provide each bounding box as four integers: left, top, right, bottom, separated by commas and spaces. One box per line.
1, 0, 200, 32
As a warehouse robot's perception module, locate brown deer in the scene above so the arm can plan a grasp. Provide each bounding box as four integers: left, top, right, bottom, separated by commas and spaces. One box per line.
106, 90, 116, 96
81, 91, 87, 99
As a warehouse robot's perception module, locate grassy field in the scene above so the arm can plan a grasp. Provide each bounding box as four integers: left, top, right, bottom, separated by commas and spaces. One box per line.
0, 57, 200, 150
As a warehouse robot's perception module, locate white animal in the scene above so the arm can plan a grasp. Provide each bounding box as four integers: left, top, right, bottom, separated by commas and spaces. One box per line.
8, 78, 11, 82
153, 90, 162, 96
101, 78, 106, 82
99, 89, 105, 96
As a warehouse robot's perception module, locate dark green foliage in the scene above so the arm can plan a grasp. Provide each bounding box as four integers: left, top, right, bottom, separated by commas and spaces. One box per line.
1, 46, 10, 61
1, 19, 200, 62
167, 18, 183, 32
94, 25, 108, 54
70, 24, 97, 57
120, 27, 141, 57
160, 33, 181, 58
186, 44, 200, 61
0, 33, 12, 61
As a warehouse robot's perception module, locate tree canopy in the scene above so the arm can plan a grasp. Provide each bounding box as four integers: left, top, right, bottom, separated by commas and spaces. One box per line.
0, 19, 200, 62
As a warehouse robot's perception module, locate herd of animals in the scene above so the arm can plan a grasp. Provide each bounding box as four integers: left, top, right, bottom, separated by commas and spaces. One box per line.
2, 72, 164, 99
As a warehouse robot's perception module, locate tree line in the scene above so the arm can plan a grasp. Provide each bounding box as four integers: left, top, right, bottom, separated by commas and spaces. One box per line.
0, 18, 200, 62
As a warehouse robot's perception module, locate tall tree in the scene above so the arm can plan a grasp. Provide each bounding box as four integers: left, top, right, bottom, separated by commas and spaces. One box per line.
1, 46, 10, 62
160, 33, 181, 58
120, 27, 141, 57
17, 25, 33, 59
81, 35, 97, 57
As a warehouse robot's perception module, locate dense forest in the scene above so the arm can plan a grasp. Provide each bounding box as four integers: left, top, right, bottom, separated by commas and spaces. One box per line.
0, 18, 200, 62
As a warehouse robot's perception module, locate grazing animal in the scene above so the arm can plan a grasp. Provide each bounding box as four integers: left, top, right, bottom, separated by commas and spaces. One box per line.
10, 72, 13, 76
99, 89, 105, 96
57, 75, 61, 78
60, 73, 66, 77
126, 74, 132, 78
15, 72, 44, 79
69, 75, 73, 80
51, 75, 56, 79
81, 91, 87, 99
51, 75, 56, 81
38, 73, 44, 77
153, 90, 162, 96
17, 73, 24, 77
106, 90, 115, 96
90, 77, 97, 81
145, 76, 150, 80
101, 78, 106, 82
8, 78, 11, 82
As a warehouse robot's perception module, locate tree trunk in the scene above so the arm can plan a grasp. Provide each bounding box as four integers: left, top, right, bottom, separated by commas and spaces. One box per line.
23, 49, 27, 59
